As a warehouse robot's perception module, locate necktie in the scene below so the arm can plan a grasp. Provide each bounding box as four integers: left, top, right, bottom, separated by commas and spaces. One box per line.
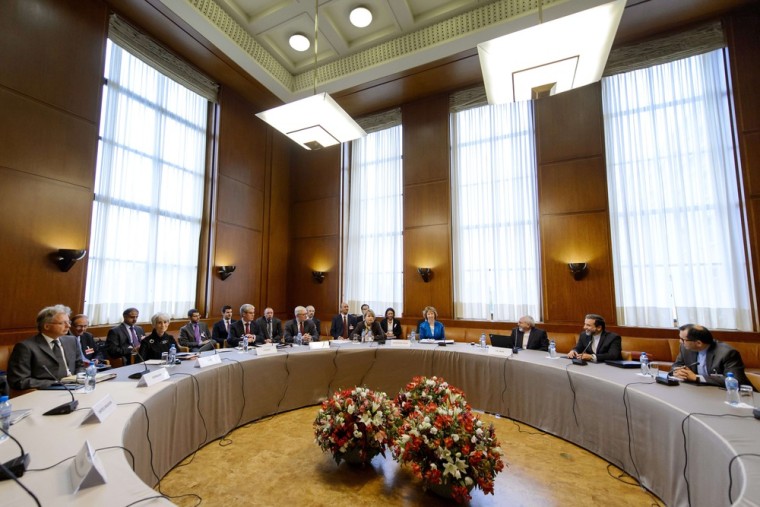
51, 339, 69, 377
268, 320, 272, 338
342, 315, 348, 339
225, 320, 230, 333
130, 326, 140, 348
245, 322, 250, 335
194, 323, 201, 344
299, 321, 304, 335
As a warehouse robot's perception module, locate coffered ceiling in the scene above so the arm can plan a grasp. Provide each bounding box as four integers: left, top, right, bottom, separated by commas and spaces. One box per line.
155, 0, 753, 106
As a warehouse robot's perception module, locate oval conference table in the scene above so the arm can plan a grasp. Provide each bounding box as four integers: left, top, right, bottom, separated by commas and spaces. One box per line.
1, 342, 759, 506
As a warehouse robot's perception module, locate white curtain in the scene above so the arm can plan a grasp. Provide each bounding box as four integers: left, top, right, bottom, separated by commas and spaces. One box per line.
602, 49, 752, 330
450, 101, 540, 320
85, 40, 208, 325
344, 125, 403, 315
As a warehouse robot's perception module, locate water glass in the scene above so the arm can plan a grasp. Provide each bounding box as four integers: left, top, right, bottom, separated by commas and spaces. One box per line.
161, 352, 169, 365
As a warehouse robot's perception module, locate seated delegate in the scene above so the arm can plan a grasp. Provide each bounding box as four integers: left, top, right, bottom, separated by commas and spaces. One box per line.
139, 312, 177, 360
352, 309, 384, 342
418, 306, 445, 340
671, 324, 748, 386
567, 314, 621, 363
509, 315, 549, 351
380, 307, 402, 339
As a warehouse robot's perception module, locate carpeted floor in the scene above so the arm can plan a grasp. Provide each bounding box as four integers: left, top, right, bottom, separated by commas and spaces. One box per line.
158, 407, 663, 506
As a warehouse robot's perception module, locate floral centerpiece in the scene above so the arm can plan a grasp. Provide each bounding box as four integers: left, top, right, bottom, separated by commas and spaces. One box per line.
314, 386, 399, 466
391, 376, 505, 503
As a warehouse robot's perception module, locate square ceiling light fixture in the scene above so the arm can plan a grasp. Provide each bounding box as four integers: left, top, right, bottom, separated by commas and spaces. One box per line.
256, 93, 366, 150
478, 0, 626, 104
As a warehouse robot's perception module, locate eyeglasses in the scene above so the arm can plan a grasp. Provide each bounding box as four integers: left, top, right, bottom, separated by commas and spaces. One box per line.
50, 320, 71, 326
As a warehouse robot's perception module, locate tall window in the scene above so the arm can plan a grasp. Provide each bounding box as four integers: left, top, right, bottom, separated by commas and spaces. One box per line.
344, 125, 404, 314
85, 40, 209, 324
603, 49, 751, 330
450, 101, 540, 320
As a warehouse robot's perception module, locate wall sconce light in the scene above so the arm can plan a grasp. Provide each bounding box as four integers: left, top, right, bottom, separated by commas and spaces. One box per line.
568, 262, 588, 281
218, 265, 236, 281
312, 271, 326, 284
417, 267, 433, 283
54, 249, 87, 272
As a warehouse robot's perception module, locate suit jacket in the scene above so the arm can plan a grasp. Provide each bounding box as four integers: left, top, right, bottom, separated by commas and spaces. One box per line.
379, 319, 402, 339
419, 320, 445, 340
139, 331, 176, 361
73, 331, 106, 362
310, 318, 321, 337
284, 319, 319, 343
329, 313, 359, 339
8, 334, 83, 390
212, 319, 235, 345
106, 323, 145, 358
256, 317, 284, 343
352, 321, 384, 342
673, 341, 748, 386
179, 321, 212, 349
228, 320, 262, 347
509, 327, 549, 351
572, 330, 622, 362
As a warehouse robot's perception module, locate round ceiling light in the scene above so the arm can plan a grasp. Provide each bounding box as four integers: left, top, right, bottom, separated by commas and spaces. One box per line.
349, 6, 372, 28
289, 33, 310, 52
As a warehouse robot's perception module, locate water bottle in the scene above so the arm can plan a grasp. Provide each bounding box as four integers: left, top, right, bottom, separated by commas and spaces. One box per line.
296, 332, 303, 346
640, 352, 650, 376
549, 339, 556, 358
241, 334, 249, 352
168, 344, 177, 365
0, 396, 11, 443
409, 331, 416, 343
84, 363, 97, 393
479, 333, 487, 349
725, 372, 740, 405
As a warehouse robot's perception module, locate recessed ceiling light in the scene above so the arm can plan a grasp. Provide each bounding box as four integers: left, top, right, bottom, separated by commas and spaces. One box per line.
349, 6, 372, 28
289, 33, 310, 52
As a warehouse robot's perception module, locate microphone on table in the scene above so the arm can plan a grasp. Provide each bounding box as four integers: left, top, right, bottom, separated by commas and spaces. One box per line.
572, 336, 593, 366
41, 365, 79, 416
0, 426, 30, 481
128, 351, 150, 379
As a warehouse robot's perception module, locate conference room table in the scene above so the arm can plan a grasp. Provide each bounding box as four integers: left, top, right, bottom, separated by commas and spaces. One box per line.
1, 342, 759, 506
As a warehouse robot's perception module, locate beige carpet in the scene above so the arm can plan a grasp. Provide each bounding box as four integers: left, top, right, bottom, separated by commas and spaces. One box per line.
158, 407, 662, 506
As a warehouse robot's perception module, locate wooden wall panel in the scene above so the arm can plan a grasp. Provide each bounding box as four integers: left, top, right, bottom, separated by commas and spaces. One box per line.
403, 95, 451, 186
291, 145, 342, 202
404, 181, 450, 228
291, 197, 340, 238
262, 133, 290, 319
0, 0, 106, 121
210, 222, 261, 311
216, 174, 264, 231
287, 236, 341, 313
0, 169, 93, 329
403, 225, 452, 319
743, 131, 760, 197
540, 213, 615, 323
535, 83, 605, 165
0, 89, 98, 188
216, 88, 267, 189
727, 6, 760, 134
539, 157, 608, 215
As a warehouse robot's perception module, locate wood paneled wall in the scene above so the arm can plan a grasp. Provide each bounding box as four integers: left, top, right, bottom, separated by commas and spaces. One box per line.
0, 0, 107, 340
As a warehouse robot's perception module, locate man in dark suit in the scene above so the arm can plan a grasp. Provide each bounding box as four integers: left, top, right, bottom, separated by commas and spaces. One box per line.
228, 304, 262, 347
106, 307, 145, 365
8, 304, 84, 390
567, 314, 621, 363
284, 306, 319, 344
330, 302, 358, 340
307, 305, 321, 338
70, 313, 106, 364
256, 307, 284, 344
672, 324, 748, 386
509, 315, 549, 351
212, 305, 235, 347
179, 308, 215, 352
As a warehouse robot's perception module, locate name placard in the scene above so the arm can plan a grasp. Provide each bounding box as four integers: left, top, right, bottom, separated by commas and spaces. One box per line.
137, 368, 170, 387
70, 440, 107, 493
256, 344, 278, 356
309, 341, 330, 350
389, 340, 411, 348
488, 347, 512, 357
81, 395, 116, 425
195, 354, 222, 368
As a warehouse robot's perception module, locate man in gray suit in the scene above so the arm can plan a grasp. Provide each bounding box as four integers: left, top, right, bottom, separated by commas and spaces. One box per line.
284, 306, 319, 344
256, 307, 283, 344
672, 324, 748, 386
179, 308, 215, 352
8, 304, 84, 390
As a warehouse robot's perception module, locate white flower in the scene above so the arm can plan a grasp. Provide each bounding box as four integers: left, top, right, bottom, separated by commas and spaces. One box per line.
430, 426, 438, 435
465, 476, 473, 486
452, 434, 459, 442
471, 436, 478, 443
347, 404, 355, 414
354, 430, 362, 438
476, 428, 483, 437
